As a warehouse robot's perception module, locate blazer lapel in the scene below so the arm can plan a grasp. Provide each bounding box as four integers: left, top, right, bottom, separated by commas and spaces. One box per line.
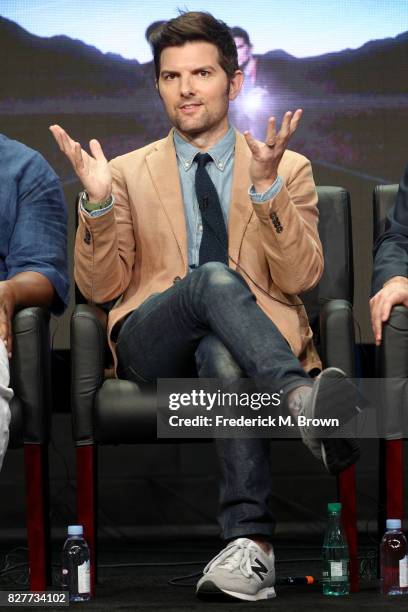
146, 129, 188, 269
228, 131, 254, 269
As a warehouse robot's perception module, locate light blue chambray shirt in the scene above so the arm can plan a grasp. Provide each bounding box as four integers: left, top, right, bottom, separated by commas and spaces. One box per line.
173, 126, 283, 269
81, 126, 283, 270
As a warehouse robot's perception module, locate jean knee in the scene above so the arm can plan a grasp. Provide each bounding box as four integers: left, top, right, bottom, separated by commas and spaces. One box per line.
194, 262, 248, 295
196, 334, 243, 379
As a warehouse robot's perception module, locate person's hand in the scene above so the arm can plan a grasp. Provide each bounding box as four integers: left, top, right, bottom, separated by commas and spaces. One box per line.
0, 282, 16, 359
244, 110, 303, 193
370, 276, 408, 345
49, 125, 112, 202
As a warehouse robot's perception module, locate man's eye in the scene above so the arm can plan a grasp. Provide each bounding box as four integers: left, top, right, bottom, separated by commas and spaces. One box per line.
164, 74, 176, 80
199, 71, 210, 77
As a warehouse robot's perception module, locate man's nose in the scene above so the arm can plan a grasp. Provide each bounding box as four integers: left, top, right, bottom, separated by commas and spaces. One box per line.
180, 75, 195, 97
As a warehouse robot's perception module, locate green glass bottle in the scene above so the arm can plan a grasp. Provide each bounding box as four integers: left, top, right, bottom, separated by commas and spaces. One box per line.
322, 502, 349, 596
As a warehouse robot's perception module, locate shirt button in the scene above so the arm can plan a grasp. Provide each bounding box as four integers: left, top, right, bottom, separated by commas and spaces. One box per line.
84, 229, 91, 244
198, 224, 203, 231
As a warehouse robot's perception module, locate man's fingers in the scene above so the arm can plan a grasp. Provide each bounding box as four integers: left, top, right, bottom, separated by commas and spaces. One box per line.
49, 125, 66, 152
380, 301, 393, 326
244, 131, 261, 155
89, 139, 107, 162
370, 300, 382, 345
0, 309, 8, 352
265, 117, 276, 145
289, 108, 303, 135
6, 318, 12, 359
279, 111, 293, 138
74, 142, 85, 171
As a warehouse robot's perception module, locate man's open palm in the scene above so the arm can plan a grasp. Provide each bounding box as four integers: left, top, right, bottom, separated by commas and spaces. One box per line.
49, 125, 111, 202
244, 110, 303, 192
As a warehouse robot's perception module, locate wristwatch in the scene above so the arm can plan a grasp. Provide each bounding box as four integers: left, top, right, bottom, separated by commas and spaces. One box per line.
81, 190, 113, 212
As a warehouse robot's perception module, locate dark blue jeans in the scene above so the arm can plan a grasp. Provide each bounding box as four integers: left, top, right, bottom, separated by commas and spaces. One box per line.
116, 262, 312, 541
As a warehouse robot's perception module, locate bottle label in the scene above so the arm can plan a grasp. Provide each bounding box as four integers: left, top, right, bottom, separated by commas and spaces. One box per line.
78, 560, 91, 594
323, 560, 348, 583
399, 556, 408, 588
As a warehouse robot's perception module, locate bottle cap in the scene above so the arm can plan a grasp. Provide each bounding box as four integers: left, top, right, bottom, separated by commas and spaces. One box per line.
67, 525, 84, 536
386, 519, 402, 530
327, 502, 341, 513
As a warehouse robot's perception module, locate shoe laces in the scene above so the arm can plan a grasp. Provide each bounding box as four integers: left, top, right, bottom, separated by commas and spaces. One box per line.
203, 540, 260, 579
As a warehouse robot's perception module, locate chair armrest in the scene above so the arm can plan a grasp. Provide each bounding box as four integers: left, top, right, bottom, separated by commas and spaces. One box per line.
320, 299, 355, 376
71, 304, 108, 443
375, 306, 408, 439
378, 305, 408, 377
10, 307, 51, 444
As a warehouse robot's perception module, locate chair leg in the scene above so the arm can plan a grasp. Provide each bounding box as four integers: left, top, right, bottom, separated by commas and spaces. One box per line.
386, 439, 403, 519
338, 464, 359, 592
76, 444, 97, 595
24, 443, 51, 591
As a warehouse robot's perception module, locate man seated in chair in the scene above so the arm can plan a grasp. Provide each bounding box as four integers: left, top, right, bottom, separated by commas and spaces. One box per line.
0, 134, 69, 471
50, 11, 360, 602
371, 163, 408, 345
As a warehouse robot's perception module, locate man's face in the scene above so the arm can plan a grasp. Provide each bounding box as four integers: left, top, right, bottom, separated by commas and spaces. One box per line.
157, 41, 242, 141
234, 37, 252, 69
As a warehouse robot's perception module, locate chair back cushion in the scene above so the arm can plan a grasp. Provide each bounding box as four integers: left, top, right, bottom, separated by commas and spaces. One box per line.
301, 186, 353, 331
373, 184, 399, 243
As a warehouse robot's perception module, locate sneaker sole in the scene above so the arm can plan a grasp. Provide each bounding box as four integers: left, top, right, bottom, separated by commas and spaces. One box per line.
312, 368, 362, 430
196, 580, 276, 601
321, 437, 360, 475
311, 368, 362, 474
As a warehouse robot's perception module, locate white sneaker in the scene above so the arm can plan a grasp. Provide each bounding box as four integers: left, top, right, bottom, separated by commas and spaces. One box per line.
196, 537, 276, 601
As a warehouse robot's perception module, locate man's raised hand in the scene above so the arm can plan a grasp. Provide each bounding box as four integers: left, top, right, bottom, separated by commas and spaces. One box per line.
370, 276, 408, 345
244, 110, 303, 193
49, 125, 112, 202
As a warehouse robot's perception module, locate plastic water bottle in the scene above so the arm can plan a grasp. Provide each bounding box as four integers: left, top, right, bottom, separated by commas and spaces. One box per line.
380, 519, 408, 595
61, 525, 91, 602
322, 502, 349, 595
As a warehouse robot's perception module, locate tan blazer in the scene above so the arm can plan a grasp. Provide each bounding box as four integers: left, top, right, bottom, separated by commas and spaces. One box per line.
75, 129, 323, 372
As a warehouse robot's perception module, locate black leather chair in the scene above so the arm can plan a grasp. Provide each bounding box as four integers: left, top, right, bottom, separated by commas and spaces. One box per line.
71, 186, 360, 593
6, 307, 52, 591
373, 184, 408, 536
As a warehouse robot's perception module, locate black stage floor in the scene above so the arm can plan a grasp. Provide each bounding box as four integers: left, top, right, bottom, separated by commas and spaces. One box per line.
0, 536, 404, 611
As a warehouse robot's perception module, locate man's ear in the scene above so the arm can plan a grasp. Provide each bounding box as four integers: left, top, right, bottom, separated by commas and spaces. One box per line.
229, 70, 244, 102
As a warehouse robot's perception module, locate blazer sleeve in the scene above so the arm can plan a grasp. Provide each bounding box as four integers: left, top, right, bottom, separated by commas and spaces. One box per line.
252, 153, 324, 295
371, 164, 408, 296
74, 159, 136, 303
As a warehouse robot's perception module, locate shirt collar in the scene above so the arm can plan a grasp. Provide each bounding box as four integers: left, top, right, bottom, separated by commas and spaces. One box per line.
173, 126, 235, 172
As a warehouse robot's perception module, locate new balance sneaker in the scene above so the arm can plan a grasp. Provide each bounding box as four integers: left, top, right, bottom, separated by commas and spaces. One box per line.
196, 537, 276, 601
292, 367, 362, 475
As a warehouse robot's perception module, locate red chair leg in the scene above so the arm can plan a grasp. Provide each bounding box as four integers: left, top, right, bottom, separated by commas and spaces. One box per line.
24, 444, 50, 591
76, 444, 97, 595
338, 464, 358, 592
386, 439, 403, 519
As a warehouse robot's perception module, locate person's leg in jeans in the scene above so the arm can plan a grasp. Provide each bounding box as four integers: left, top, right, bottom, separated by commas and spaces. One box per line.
195, 333, 275, 544
116, 262, 310, 394
0, 339, 13, 471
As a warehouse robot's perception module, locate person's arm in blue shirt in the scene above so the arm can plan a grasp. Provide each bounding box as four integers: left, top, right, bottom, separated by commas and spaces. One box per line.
0, 143, 69, 356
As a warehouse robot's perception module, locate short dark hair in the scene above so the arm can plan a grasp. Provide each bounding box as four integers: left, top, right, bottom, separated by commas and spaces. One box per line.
145, 20, 167, 45
230, 27, 251, 47
151, 11, 239, 80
